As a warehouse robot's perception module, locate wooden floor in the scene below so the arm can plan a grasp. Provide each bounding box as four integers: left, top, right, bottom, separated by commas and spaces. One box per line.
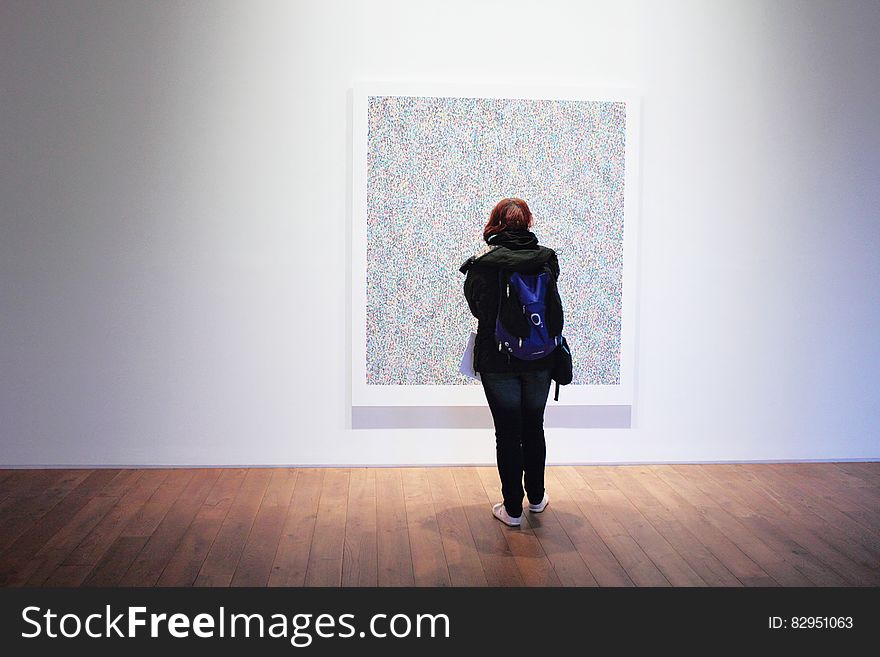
0, 463, 878, 587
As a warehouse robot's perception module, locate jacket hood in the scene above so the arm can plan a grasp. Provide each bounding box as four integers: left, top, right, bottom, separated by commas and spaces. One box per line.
459, 229, 554, 274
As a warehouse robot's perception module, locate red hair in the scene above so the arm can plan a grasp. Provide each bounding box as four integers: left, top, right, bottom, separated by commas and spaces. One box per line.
483, 197, 533, 241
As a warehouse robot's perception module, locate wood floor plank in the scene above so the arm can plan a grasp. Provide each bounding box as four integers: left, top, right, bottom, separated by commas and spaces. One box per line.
401, 468, 450, 586
0, 469, 93, 552
650, 465, 812, 586
120, 469, 222, 586
121, 469, 196, 538
518, 500, 599, 587
194, 468, 272, 587
833, 462, 880, 486
699, 464, 880, 586
10, 471, 139, 586
585, 466, 709, 586
737, 464, 880, 576
0, 470, 97, 551
772, 464, 880, 534
17, 471, 143, 586
556, 466, 669, 586
40, 564, 95, 587
623, 465, 776, 586
60, 471, 167, 569
374, 468, 414, 587
0, 470, 19, 501
0, 469, 114, 559
808, 462, 878, 488
0, 473, 16, 508
24, 494, 124, 587
475, 466, 561, 586
77, 469, 193, 587
82, 536, 149, 587
99, 469, 143, 498
342, 468, 378, 586
231, 469, 298, 586
574, 465, 617, 491
268, 468, 324, 587
451, 467, 523, 587
602, 465, 744, 586
0, 471, 51, 514
681, 464, 848, 586
426, 467, 487, 587
42, 471, 169, 586
305, 468, 351, 587
794, 463, 880, 514
0, 464, 875, 588
156, 469, 247, 586
0, 470, 128, 586
542, 468, 632, 586
590, 485, 706, 586
760, 465, 880, 554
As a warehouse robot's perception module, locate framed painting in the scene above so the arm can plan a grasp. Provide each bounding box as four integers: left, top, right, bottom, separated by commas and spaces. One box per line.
351, 81, 640, 408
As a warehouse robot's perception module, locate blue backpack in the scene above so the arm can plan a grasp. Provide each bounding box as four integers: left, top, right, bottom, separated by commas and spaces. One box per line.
494, 268, 562, 361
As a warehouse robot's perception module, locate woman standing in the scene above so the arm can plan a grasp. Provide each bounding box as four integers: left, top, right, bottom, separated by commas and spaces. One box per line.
459, 198, 563, 527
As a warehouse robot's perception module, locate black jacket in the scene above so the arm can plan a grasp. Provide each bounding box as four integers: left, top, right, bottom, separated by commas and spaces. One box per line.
459, 229, 563, 373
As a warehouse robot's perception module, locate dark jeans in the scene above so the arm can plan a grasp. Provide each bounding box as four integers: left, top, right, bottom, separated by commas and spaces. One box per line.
480, 369, 552, 517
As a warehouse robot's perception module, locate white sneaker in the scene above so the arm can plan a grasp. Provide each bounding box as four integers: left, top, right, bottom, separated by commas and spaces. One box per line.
492, 502, 522, 527
528, 492, 549, 513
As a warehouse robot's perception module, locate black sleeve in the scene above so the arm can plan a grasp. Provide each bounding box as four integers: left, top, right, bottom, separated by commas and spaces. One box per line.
548, 251, 560, 281
463, 267, 489, 319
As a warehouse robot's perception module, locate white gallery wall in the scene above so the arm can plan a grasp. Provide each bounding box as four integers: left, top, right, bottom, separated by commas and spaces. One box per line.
1, 0, 878, 466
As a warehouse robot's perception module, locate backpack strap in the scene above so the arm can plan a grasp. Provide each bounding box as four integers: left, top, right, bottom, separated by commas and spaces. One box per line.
495, 269, 503, 352
495, 268, 511, 364
554, 380, 560, 401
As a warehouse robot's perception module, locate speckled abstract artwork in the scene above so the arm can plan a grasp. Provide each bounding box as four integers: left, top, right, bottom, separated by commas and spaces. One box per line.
366, 95, 626, 386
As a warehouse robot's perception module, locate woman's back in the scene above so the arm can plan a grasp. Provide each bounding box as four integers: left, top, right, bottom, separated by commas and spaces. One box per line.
460, 228, 561, 374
